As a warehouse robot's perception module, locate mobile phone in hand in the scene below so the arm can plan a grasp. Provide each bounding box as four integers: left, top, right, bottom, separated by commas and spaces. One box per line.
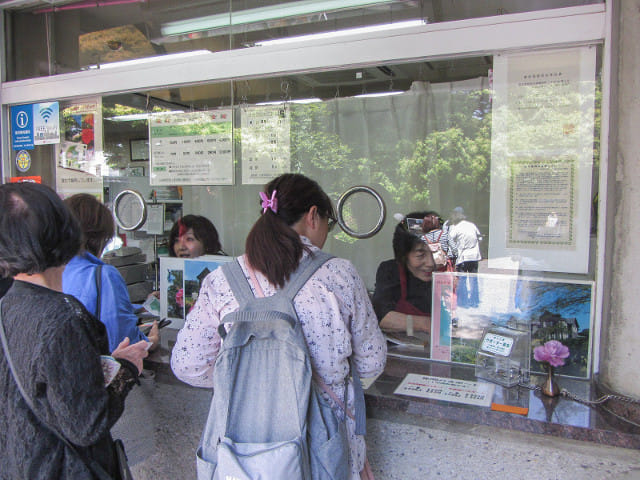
158, 318, 172, 329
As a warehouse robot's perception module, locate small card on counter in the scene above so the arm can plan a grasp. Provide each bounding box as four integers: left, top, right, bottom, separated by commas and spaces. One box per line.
394, 373, 495, 407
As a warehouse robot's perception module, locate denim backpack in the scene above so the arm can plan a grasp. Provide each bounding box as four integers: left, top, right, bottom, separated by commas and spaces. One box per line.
196, 251, 366, 480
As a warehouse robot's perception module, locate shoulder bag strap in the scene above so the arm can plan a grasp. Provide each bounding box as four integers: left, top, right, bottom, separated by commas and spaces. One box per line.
0, 298, 114, 480
95, 264, 103, 321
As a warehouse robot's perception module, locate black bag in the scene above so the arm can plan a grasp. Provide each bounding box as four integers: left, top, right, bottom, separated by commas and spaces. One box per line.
114, 439, 134, 480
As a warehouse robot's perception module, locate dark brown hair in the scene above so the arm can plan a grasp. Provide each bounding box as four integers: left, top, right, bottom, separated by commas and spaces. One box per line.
168, 215, 223, 257
245, 173, 334, 288
0, 183, 81, 276
64, 193, 115, 257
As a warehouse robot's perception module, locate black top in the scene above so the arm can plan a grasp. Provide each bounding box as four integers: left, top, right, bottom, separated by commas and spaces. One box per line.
371, 259, 432, 321
0, 280, 138, 480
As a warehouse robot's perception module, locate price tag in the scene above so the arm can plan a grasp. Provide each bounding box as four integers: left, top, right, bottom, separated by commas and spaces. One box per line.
481, 333, 514, 356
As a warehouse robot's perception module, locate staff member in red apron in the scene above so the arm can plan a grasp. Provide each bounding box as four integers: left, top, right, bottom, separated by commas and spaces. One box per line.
372, 212, 436, 337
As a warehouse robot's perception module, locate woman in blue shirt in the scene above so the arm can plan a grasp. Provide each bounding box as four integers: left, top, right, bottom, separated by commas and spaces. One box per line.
62, 194, 159, 352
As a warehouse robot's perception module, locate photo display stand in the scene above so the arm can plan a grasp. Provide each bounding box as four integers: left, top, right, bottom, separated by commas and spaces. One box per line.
475, 323, 531, 388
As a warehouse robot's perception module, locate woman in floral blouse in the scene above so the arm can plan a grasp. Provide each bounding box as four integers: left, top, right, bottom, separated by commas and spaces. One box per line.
171, 173, 387, 479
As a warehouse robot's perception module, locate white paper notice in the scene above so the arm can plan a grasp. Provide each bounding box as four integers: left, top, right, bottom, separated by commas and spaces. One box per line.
150, 110, 233, 186
144, 203, 165, 235
241, 104, 291, 184
394, 374, 495, 407
489, 46, 596, 273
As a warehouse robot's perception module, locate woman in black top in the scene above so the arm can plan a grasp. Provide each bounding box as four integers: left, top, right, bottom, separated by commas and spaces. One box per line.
0, 183, 149, 480
372, 212, 436, 335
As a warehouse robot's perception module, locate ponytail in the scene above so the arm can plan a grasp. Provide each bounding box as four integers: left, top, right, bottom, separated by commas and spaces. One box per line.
245, 174, 334, 288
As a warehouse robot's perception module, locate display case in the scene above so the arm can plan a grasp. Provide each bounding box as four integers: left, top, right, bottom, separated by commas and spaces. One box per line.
475, 323, 531, 388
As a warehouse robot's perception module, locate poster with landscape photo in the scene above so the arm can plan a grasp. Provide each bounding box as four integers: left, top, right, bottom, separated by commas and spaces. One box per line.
434, 272, 593, 379
160, 257, 185, 327
183, 255, 233, 315
160, 256, 233, 330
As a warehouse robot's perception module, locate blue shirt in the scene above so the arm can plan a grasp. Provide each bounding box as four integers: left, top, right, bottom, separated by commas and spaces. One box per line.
63, 252, 147, 352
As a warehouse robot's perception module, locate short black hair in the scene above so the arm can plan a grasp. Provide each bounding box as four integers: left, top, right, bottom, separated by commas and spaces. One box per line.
392, 211, 429, 263
0, 183, 81, 277
168, 215, 222, 257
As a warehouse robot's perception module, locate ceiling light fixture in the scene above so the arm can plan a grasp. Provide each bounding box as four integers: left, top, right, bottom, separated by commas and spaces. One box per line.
254, 19, 426, 47
255, 98, 323, 106
354, 91, 404, 98
160, 0, 396, 37
83, 50, 212, 71
105, 110, 185, 122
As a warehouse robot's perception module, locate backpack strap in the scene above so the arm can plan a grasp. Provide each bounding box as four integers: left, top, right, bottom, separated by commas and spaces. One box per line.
284, 252, 366, 436
221, 259, 255, 307
218, 252, 333, 336
281, 251, 333, 300
218, 260, 262, 338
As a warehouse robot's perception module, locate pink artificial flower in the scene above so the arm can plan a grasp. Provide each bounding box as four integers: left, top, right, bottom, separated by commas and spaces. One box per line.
175, 288, 184, 308
534, 340, 570, 367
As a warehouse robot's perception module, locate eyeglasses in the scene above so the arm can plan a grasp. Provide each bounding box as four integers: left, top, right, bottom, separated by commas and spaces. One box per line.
327, 217, 337, 232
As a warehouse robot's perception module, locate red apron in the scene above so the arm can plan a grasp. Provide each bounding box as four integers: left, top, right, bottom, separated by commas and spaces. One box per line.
394, 262, 428, 316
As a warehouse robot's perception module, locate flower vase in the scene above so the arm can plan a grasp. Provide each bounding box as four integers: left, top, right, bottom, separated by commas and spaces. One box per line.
541, 365, 561, 397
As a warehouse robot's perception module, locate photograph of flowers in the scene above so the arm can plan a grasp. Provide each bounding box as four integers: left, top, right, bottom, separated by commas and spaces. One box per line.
431, 272, 594, 379
160, 255, 233, 330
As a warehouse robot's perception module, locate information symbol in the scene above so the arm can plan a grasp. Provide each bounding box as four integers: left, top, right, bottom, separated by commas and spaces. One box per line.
16, 111, 28, 129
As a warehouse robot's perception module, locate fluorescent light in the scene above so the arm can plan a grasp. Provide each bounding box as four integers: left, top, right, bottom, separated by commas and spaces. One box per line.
161, 0, 395, 37
84, 50, 212, 71
254, 19, 426, 47
256, 98, 322, 105
106, 110, 184, 122
354, 91, 405, 98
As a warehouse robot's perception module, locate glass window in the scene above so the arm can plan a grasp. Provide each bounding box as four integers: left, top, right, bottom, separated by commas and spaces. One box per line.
8, 46, 600, 375
4, 0, 602, 81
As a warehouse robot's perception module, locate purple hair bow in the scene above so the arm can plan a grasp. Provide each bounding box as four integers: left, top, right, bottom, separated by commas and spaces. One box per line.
260, 190, 278, 214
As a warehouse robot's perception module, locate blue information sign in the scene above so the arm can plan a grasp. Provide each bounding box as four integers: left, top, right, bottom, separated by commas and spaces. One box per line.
11, 105, 34, 150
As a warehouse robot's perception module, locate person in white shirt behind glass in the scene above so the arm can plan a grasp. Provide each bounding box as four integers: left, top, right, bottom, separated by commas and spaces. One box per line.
448, 206, 482, 308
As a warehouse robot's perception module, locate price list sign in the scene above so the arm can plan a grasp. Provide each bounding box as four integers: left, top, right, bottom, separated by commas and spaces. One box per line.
240, 104, 290, 184
150, 110, 233, 186
394, 374, 495, 407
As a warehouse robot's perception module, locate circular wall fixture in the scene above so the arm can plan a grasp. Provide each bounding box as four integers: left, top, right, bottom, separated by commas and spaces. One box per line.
113, 189, 148, 231
336, 186, 386, 239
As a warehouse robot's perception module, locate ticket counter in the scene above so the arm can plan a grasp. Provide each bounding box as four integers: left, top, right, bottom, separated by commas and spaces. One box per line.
4, 1, 639, 425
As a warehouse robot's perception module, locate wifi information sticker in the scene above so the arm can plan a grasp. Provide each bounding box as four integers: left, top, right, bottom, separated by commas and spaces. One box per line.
33, 102, 60, 146
11, 102, 60, 150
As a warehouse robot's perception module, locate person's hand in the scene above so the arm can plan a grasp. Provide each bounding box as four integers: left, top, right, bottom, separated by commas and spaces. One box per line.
146, 320, 160, 352
149, 291, 160, 299
112, 337, 149, 375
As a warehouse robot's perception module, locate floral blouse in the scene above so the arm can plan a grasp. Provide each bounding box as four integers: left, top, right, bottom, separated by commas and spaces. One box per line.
171, 237, 387, 478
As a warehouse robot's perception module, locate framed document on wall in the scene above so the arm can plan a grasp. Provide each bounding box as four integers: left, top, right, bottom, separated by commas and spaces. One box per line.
130, 138, 149, 161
